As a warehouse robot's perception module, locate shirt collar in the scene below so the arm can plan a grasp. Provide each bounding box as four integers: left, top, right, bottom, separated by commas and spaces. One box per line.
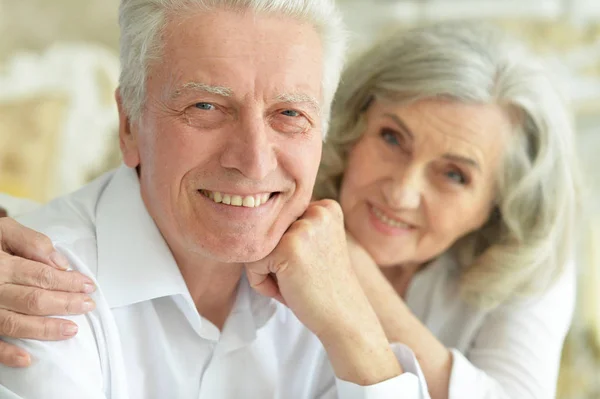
206, 273, 279, 353
95, 165, 189, 308
234, 273, 279, 330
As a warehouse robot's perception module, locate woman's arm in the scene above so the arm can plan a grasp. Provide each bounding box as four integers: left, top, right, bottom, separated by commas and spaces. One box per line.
347, 237, 452, 399
347, 235, 574, 399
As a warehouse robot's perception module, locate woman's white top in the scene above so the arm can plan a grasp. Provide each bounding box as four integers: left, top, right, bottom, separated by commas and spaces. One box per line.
405, 253, 575, 398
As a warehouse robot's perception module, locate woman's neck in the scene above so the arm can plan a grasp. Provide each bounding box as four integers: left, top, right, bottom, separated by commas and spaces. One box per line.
380, 262, 423, 299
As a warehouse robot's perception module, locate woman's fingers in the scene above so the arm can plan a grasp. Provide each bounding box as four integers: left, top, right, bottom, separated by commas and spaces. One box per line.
0, 217, 69, 270
0, 339, 31, 368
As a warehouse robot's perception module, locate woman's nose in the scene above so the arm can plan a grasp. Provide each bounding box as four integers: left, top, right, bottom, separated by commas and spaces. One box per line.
382, 168, 422, 210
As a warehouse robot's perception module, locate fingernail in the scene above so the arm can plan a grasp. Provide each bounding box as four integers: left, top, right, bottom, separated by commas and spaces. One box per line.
13, 353, 30, 367
61, 323, 78, 336
49, 251, 70, 270
81, 299, 96, 312
83, 283, 96, 294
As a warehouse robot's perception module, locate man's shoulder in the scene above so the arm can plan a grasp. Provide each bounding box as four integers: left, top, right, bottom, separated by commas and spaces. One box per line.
0, 193, 40, 217
15, 170, 116, 245
13, 170, 117, 277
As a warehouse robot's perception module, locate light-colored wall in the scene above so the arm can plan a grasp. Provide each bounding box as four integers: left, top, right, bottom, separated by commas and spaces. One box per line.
0, 0, 120, 61
0, 0, 121, 201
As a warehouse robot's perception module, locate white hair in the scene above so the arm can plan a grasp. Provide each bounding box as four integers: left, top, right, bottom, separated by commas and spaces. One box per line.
118, 0, 346, 134
315, 22, 581, 309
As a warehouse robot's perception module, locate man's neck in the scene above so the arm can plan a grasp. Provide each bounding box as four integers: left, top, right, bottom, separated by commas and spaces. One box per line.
140, 184, 244, 330
175, 253, 244, 331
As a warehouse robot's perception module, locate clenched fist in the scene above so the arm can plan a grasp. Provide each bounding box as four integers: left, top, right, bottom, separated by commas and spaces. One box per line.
245, 200, 402, 385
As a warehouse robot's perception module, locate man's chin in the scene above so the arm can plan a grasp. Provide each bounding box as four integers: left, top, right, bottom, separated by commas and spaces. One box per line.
201, 239, 279, 265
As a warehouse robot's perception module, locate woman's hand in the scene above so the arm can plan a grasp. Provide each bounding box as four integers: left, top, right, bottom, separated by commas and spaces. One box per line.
0, 217, 96, 367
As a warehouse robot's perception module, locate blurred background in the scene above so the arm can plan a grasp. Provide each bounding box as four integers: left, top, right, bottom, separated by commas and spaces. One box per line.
0, 0, 598, 397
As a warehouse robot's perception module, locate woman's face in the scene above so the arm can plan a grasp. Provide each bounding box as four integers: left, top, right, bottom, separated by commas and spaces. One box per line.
339, 98, 513, 267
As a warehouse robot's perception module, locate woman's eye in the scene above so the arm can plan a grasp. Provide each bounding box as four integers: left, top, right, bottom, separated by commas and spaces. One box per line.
446, 170, 467, 184
195, 102, 216, 111
380, 129, 400, 146
281, 109, 300, 117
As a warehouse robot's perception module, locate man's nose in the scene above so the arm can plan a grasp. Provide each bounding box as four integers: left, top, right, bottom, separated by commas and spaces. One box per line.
382, 168, 422, 210
219, 116, 278, 181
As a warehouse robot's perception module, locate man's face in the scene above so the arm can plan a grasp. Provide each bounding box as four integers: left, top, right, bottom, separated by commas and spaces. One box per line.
119, 9, 324, 264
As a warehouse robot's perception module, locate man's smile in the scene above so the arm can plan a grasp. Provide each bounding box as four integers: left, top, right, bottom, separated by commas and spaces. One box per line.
199, 189, 278, 208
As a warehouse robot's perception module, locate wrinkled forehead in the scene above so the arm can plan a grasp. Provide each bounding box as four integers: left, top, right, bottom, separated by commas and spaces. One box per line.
151, 8, 324, 104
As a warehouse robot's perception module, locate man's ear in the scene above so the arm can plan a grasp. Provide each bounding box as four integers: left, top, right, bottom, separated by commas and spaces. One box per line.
115, 88, 140, 168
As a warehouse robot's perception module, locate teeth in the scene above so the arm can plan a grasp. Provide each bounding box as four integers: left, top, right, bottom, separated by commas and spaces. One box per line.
201, 191, 272, 208
231, 195, 243, 206
372, 206, 410, 229
243, 196, 255, 207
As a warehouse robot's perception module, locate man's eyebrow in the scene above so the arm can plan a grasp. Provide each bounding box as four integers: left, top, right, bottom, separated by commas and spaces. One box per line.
275, 93, 321, 115
170, 82, 233, 99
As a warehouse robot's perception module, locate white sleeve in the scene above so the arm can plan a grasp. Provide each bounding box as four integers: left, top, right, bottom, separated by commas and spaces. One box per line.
448, 263, 576, 399
0, 313, 107, 399
0, 193, 40, 217
333, 344, 431, 399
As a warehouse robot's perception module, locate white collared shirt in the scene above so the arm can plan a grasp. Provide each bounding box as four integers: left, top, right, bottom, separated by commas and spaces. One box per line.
0, 193, 39, 216
0, 166, 428, 399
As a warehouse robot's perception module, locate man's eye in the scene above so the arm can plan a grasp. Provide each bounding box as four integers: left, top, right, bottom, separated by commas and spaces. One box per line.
271, 111, 311, 135
281, 109, 300, 117
195, 102, 216, 111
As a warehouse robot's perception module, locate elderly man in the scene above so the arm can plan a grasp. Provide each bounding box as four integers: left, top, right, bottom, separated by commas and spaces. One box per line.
0, 0, 428, 398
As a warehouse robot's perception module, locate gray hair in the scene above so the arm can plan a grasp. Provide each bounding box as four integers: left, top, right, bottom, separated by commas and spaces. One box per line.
118, 0, 347, 134
315, 22, 581, 309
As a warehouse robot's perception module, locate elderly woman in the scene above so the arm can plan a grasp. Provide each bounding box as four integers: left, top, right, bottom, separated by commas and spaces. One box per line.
312, 22, 579, 399
0, 22, 578, 399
